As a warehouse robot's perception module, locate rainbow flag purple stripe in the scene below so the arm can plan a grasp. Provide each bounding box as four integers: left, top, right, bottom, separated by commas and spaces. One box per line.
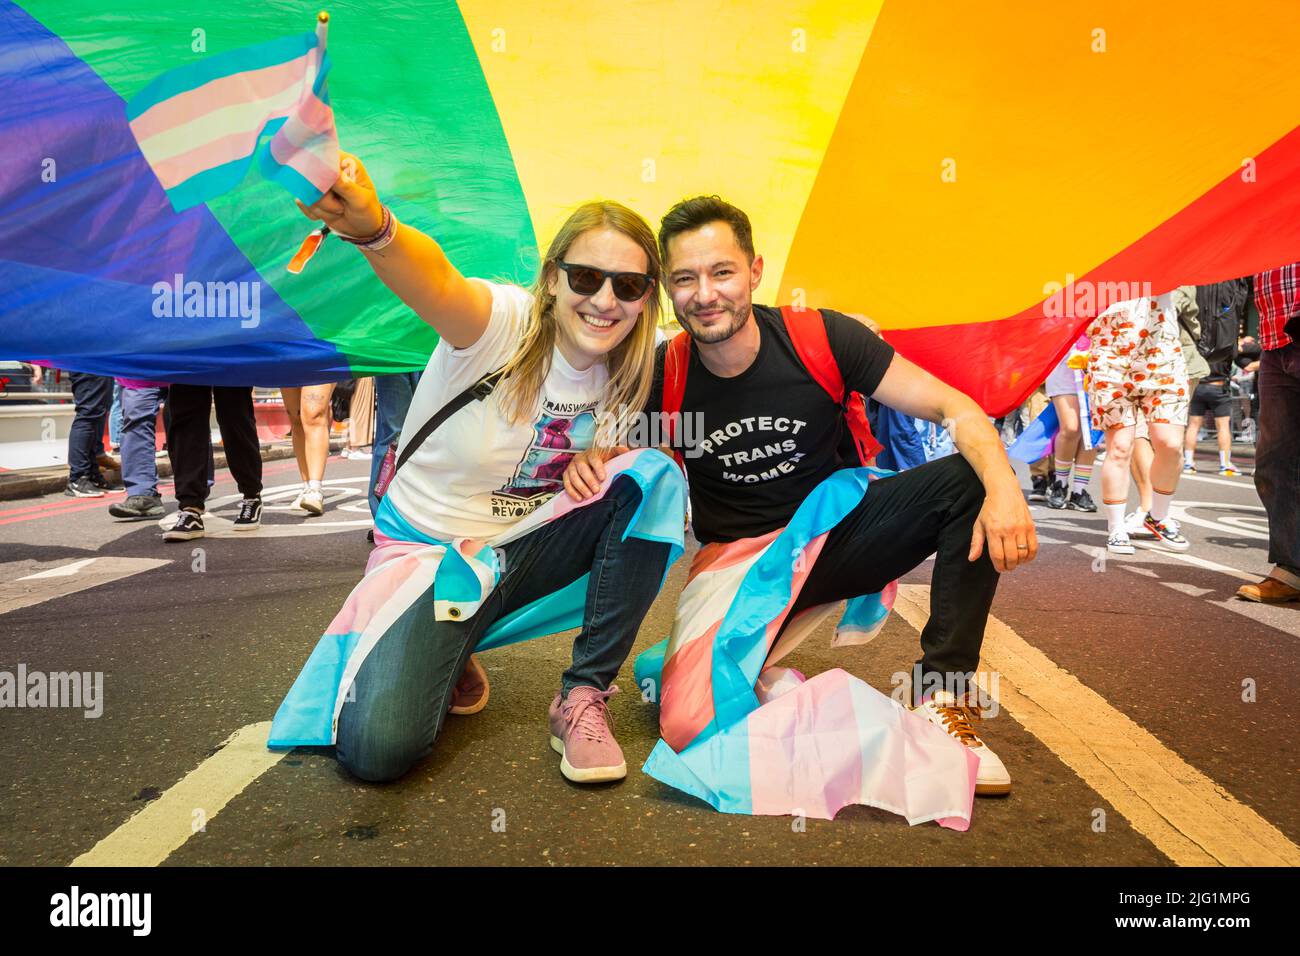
635, 467, 980, 829
126, 23, 338, 212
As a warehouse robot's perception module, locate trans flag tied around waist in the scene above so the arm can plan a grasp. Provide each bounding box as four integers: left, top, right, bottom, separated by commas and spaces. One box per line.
268, 450, 686, 747
125, 16, 337, 212
633, 467, 979, 829
5, 1, 1300, 398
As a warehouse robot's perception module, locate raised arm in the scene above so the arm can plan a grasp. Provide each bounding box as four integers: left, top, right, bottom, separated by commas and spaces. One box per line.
296, 152, 493, 349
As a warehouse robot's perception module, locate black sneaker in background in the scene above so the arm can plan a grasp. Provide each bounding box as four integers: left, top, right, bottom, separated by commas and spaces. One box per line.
1029, 475, 1049, 501
163, 510, 205, 542
89, 472, 124, 492
1047, 479, 1069, 509
1068, 489, 1097, 512
65, 476, 105, 498
232, 498, 262, 531
109, 494, 164, 520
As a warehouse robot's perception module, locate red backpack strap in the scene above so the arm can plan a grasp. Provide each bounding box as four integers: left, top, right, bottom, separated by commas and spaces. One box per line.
661, 331, 691, 468
780, 306, 843, 402
780, 306, 883, 463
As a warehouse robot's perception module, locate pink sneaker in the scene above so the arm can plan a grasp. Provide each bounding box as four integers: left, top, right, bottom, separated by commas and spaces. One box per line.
448, 654, 489, 716
548, 685, 627, 783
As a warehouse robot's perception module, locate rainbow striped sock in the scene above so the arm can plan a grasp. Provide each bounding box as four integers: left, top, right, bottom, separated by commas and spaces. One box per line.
1072, 461, 1093, 492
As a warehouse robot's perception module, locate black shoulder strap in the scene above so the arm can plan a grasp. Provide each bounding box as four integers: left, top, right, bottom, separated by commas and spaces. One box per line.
393, 368, 504, 475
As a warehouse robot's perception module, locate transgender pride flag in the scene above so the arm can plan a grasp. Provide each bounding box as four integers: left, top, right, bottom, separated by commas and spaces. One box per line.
125, 16, 338, 212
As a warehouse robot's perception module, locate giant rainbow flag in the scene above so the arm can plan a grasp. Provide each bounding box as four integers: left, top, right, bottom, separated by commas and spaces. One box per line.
2, 1, 1299, 411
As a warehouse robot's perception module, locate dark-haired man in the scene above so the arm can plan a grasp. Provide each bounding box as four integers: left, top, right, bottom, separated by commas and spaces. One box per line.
565, 196, 1036, 795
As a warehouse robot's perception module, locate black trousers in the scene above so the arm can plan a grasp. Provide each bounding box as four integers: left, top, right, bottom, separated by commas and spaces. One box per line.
785, 454, 1000, 699
166, 385, 262, 509
67, 372, 113, 480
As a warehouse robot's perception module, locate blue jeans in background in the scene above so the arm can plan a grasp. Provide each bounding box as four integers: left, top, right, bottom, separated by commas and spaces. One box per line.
108, 382, 124, 450
1254, 341, 1300, 579
369, 371, 423, 517
120, 386, 164, 498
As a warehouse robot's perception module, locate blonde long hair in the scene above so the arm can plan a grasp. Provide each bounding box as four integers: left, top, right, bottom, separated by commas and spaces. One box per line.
496, 201, 663, 452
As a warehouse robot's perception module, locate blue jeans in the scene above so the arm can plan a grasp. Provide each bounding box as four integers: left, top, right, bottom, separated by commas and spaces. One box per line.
120, 387, 164, 497
1255, 341, 1300, 576
369, 371, 423, 518
67, 372, 113, 481
336, 475, 671, 782
108, 382, 124, 449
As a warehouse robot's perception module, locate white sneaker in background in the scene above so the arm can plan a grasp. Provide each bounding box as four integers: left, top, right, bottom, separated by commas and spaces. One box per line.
1125, 510, 1156, 539
1107, 530, 1136, 555
301, 487, 324, 516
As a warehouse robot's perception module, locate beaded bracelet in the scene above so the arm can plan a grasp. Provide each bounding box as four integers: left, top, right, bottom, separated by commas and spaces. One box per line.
336, 204, 398, 251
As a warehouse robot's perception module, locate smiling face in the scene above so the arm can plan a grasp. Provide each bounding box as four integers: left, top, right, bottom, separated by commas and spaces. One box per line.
664, 221, 764, 345
546, 227, 652, 371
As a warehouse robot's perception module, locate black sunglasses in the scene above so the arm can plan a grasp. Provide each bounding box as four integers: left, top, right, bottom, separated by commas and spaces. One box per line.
556, 261, 655, 302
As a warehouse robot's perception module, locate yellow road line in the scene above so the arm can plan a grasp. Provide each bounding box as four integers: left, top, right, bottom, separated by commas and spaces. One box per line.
894, 584, 1300, 867
71, 722, 285, 867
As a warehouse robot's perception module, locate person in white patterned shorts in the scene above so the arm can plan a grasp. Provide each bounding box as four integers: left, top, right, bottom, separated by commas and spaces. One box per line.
1086, 293, 1192, 554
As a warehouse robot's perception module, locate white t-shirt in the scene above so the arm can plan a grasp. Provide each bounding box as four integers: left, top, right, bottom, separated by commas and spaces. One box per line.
384, 279, 609, 542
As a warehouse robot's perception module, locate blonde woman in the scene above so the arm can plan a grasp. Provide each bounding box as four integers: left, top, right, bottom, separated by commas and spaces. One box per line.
268, 153, 685, 786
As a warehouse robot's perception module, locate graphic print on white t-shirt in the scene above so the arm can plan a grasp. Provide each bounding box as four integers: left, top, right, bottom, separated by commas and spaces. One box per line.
491, 398, 599, 516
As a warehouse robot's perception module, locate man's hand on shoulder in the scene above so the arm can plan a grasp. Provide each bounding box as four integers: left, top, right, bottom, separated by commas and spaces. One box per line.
563, 445, 631, 501
969, 476, 1038, 572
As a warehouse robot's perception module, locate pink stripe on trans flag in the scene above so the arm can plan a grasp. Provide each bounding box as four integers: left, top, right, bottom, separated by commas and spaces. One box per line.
748, 670, 978, 828
269, 93, 338, 193
658, 532, 826, 752
129, 50, 316, 143
747, 669, 864, 818
325, 548, 425, 637
151, 126, 266, 190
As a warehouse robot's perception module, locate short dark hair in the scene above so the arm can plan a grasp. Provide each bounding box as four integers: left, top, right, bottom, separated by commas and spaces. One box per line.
658, 195, 754, 264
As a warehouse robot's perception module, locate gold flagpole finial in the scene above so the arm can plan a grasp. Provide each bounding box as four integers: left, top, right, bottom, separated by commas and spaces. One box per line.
317, 10, 329, 23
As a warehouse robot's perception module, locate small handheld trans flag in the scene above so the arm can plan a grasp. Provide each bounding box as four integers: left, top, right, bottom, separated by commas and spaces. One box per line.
126, 12, 339, 213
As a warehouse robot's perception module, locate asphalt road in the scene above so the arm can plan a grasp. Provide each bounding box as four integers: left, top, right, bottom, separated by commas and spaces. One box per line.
1, 449, 1295, 866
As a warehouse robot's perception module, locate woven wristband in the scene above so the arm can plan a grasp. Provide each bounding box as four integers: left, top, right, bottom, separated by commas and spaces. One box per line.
338, 205, 397, 251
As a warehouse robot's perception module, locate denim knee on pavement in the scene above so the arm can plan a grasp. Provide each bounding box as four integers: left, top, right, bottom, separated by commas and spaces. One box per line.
336, 470, 678, 783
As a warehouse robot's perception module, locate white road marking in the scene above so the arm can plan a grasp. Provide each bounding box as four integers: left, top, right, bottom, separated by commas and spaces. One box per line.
0, 557, 170, 616
1069, 542, 1260, 584
1180, 473, 1256, 490
893, 585, 1300, 866
1170, 500, 1269, 541
19, 557, 98, 579
155, 477, 375, 538
71, 722, 285, 867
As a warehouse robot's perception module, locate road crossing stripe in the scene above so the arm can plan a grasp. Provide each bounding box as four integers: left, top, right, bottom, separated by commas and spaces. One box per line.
19, 557, 99, 579
71, 722, 285, 867
893, 584, 1300, 867
0, 557, 170, 616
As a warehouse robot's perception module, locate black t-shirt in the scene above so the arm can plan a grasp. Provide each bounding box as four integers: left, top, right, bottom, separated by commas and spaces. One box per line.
646, 304, 895, 544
